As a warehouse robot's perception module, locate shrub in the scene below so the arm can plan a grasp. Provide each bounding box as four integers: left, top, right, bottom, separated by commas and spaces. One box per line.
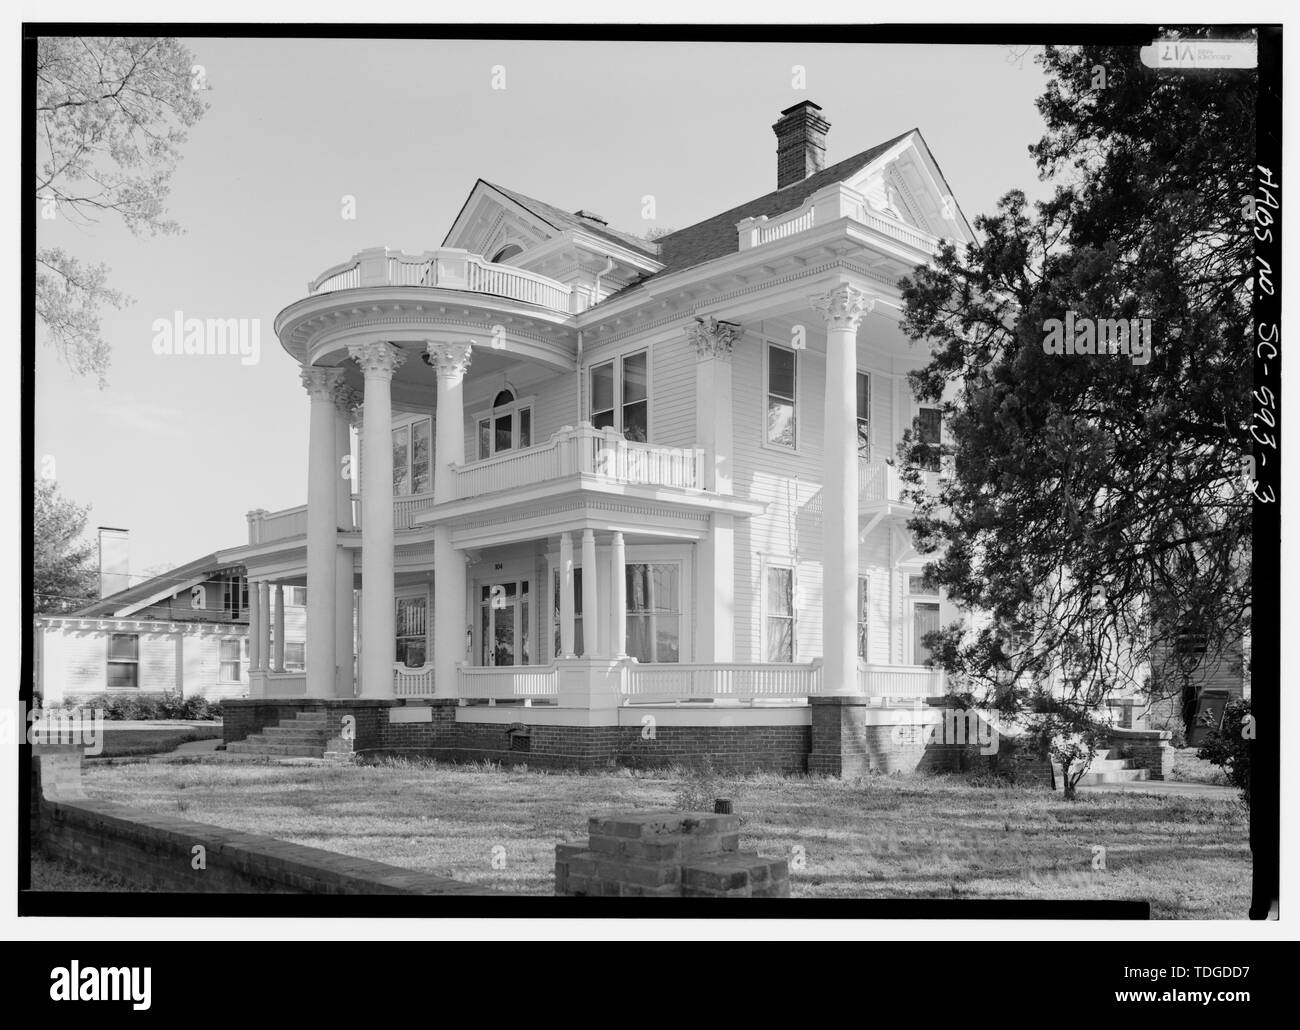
1197, 698, 1252, 810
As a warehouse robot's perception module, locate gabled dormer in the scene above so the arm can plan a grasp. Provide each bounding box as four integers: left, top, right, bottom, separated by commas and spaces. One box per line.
443, 180, 664, 309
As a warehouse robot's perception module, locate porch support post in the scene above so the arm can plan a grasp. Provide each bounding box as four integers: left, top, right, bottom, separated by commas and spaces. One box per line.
272, 582, 285, 673
349, 341, 407, 698
256, 580, 271, 673
248, 580, 262, 672
686, 317, 740, 493
559, 532, 576, 658
610, 530, 627, 658
302, 365, 345, 697
581, 529, 599, 657
334, 387, 360, 695
429, 341, 471, 698
812, 283, 872, 695
698, 513, 734, 662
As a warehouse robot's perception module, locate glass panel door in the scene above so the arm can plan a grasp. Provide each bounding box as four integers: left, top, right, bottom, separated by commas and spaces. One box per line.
912, 602, 940, 665
479, 581, 531, 666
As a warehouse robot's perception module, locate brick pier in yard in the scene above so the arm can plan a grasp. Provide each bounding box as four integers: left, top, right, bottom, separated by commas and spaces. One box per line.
555, 811, 789, 898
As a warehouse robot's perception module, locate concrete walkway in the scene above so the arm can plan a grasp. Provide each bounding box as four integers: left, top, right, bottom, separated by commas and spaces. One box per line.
1078, 779, 1238, 800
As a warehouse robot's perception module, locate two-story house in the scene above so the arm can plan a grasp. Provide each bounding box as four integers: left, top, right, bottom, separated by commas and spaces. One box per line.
222, 102, 981, 774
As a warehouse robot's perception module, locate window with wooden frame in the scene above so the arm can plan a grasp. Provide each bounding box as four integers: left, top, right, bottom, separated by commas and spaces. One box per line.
766, 344, 797, 449
476, 389, 533, 459
764, 564, 795, 662
107, 633, 139, 688
392, 418, 432, 496
589, 350, 648, 442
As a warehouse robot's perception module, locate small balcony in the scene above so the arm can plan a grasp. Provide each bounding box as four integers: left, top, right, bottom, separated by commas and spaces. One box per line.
858, 456, 944, 509
307, 246, 576, 314
449, 423, 705, 501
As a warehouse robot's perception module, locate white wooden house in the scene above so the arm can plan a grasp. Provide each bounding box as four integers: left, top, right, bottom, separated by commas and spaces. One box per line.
222, 102, 986, 771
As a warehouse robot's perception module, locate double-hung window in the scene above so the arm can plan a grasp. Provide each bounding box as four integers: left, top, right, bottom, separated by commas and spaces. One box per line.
625, 563, 681, 663
219, 638, 243, 682
765, 565, 795, 662
107, 633, 139, 688
393, 418, 432, 496
589, 351, 648, 442
766, 344, 797, 449
917, 407, 942, 472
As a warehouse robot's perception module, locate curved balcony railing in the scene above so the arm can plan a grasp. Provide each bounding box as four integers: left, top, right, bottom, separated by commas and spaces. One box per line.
307, 247, 574, 313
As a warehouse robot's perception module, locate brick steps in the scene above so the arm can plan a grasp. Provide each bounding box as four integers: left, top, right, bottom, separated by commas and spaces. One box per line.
227, 712, 333, 758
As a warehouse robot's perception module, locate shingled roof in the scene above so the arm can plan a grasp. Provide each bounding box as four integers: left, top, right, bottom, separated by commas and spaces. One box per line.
481, 181, 662, 259
73, 552, 236, 617
648, 128, 917, 280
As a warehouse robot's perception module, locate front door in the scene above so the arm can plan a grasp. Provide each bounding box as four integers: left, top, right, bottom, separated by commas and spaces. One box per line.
479, 581, 531, 667
912, 602, 940, 665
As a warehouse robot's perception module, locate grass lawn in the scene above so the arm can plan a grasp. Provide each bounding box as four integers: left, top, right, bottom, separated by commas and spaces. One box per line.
80, 758, 1250, 916
93, 723, 223, 759
1171, 748, 1231, 785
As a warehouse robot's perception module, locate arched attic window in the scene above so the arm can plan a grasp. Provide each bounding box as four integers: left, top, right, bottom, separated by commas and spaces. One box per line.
491, 244, 524, 263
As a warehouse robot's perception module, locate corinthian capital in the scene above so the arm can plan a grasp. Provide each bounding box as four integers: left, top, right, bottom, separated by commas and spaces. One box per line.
347, 341, 407, 378
333, 384, 362, 420
810, 284, 875, 331
300, 365, 346, 400
425, 341, 473, 380
686, 317, 742, 361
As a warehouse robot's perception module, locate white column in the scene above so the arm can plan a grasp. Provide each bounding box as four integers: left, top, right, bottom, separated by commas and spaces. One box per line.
687, 317, 739, 494
428, 341, 471, 697
559, 532, 576, 658
698, 513, 735, 662
334, 389, 358, 695
348, 341, 407, 698
301, 365, 345, 696
610, 530, 627, 658
248, 581, 262, 673
581, 529, 599, 657
257, 580, 271, 672
272, 583, 285, 673
811, 283, 873, 694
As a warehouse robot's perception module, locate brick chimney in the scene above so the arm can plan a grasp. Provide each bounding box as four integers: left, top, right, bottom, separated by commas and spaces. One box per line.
97, 527, 130, 598
773, 101, 831, 189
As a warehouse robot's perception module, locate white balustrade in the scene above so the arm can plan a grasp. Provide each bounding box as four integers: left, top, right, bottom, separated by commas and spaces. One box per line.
857, 663, 946, 698
452, 424, 704, 500
393, 493, 436, 529
250, 505, 308, 544
457, 665, 560, 704
393, 663, 436, 697
622, 662, 824, 704
307, 247, 571, 313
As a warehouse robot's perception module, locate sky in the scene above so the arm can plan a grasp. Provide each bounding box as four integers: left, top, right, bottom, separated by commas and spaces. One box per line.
34, 37, 1053, 581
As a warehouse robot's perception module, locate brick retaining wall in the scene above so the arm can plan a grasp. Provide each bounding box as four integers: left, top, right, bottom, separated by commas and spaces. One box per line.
31, 748, 497, 894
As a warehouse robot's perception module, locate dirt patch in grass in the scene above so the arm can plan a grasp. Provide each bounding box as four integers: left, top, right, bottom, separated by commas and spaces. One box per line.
81, 759, 1250, 916
29, 853, 137, 892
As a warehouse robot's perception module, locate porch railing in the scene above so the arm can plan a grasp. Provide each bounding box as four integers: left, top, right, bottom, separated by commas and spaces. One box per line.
858, 663, 947, 698
621, 662, 824, 704
457, 665, 560, 704
451, 423, 704, 500
736, 181, 944, 255
393, 663, 436, 697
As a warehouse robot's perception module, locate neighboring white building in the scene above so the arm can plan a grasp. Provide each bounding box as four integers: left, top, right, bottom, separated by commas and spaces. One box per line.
228, 101, 979, 714
36, 551, 309, 704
